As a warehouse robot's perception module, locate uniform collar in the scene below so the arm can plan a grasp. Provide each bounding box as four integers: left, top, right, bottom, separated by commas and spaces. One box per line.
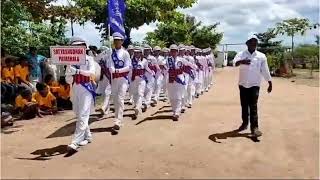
246, 49, 257, 56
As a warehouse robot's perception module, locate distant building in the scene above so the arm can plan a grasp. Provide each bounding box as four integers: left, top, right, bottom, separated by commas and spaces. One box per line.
216, 51, 228, 67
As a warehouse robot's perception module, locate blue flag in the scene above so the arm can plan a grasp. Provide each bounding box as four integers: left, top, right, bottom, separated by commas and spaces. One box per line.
108, 0, 126, 38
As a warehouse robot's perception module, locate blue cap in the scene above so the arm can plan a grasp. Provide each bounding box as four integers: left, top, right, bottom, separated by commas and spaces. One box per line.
112, 32, 124, 40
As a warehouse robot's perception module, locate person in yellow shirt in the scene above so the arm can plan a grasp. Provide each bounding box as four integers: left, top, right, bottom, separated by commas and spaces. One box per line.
15, 89, 43, 119
14, 57, 34, 91
44, 74, 59, 96
57, 76, 72, 110
34, 83, 58, 114
2, 58, 15, 83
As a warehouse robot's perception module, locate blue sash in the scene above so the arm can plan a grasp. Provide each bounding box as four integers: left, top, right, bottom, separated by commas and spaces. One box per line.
73, 65, 96, 104
168, 57, 185, 85
112, 49, 129, 83
132, 58, 148, 83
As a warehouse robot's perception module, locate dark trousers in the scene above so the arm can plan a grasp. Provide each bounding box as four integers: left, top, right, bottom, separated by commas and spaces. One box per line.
239, 85, 260, 131
57, 97, 73, 110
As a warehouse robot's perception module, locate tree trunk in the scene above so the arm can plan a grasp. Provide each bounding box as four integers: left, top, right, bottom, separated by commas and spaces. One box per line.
70, 19, 74, 36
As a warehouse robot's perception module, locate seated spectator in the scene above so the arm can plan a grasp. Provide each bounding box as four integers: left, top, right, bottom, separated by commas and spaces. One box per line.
2, 57, 17, 104
2, 57, 15, 83
16, 89, 43, 120
14, 56, 35, 92
44, 74, 59, 96
33, 83, 58, 114
57, 76, 72, 110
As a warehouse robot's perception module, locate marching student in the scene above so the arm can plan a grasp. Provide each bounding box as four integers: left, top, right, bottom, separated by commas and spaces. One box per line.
184, 46, 197, 108
153, 46, 165, 103
194, 49, 204, 98
109, 32, 131, 131
166, 44, 197, 121
142, 44, 159, 111
65, 37, 96, 151
161, 47, 170, 101
131, 47, 154, 118
96, 48, 112, 115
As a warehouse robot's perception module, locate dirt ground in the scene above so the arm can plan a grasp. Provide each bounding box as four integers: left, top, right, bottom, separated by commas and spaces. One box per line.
1, 67, 319, 179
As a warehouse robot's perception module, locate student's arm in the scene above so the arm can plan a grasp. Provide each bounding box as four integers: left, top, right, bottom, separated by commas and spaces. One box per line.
145, 60, 154, 75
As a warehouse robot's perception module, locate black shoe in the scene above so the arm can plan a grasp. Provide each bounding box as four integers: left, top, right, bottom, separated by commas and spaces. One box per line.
181, 109, 185, 113
237, 124, 248, 131
113, 125, 120, 131
188, 105, 192, 108
172, 115, 179, 121
252, 128, 262, 137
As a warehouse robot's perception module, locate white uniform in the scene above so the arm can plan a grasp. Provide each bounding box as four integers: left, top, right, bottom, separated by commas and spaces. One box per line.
153, 55, 166, 102
131, 57, 153, 114
96, 50, 112, 114
66, 55, 95, 146
208, 53, 215, 87
195, 55, 204, 95
203, 54, 210, 91
167, 56, 196, 117
180, 55, 189, 111
109, 48, 131, 127
144, 54, 159, 107
185, 55, 197, 106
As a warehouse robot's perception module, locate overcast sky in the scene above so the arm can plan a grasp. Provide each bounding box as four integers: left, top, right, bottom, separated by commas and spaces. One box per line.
63, 0, 319, 52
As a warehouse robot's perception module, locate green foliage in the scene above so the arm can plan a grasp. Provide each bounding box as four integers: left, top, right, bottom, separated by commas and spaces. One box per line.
293, 44, 319, 59
227, 51, 237, 61
255, 28, 283, 54
1, 0, 68, 57
144, 13, 222, 48
72, 0, 197, 42
275, 18, 311, 37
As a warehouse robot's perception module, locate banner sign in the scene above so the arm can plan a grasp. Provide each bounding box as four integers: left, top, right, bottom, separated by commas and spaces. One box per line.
50, 46, 86, 65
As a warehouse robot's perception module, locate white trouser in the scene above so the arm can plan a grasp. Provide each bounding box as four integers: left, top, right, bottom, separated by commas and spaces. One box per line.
144, 76, 155, 107
97, 76, 112, 113
162, 73, 169, 99
153, 73, 164, 102
132, 77, 146, 113
209, 68, 213, 85
196, 70, 204, 94
167, 82, 184, 116
71, 84, 94, 145
186, 78, 195, 105
182, 74, 189, 109
111, 77, 129, 126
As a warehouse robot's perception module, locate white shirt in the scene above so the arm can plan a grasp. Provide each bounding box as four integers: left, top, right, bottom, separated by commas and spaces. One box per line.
145, 54, 159, 79
233, 50, 272, 88
109, 48, 131, 73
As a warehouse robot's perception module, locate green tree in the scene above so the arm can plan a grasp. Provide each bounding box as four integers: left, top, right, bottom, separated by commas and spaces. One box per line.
1, 0, 68, 56
144, 13, 222, 48
275, 18, 312, 54
72, 0, 197, 45
255, 28, 283, 54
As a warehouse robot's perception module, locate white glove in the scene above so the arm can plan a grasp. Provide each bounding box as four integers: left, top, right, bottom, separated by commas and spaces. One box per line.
65, 65, 78, 76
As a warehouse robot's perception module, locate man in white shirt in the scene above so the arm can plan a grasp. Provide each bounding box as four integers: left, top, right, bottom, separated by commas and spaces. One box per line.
233, 34, 272, 137
109, 32, 132, 132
